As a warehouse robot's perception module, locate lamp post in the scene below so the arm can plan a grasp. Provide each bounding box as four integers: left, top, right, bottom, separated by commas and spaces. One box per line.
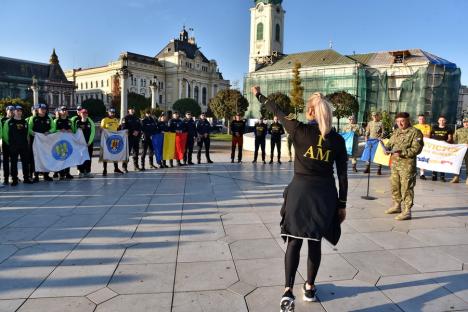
118, 55, 130, 119
149, 78, 159, 110
30, 76, 39, 106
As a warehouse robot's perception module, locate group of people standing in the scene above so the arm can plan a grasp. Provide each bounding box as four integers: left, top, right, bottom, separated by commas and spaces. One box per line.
0, 104, 214, 186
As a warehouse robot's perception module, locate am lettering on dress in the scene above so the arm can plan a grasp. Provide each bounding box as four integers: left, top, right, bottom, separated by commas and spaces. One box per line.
303, 135, 331, 162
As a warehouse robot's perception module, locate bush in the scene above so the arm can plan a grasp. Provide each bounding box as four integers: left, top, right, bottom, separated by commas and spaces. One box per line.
82, 98, 106, 119
173, 98, 201, 117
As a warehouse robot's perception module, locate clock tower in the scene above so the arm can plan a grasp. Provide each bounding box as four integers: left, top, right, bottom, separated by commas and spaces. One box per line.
249, 0, 285, 72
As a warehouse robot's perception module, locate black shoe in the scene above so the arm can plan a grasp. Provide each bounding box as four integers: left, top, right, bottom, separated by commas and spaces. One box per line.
238, 160, 242, 163
140, 167, 146, 171
33, 176, 39, 183
23, 179, 33, 184
59, 176, 66, 181
420, 175, 426, 180
3, 180, 9, 186
302, 282, 317, 302
269, 160, 273, 164
102, 170, 107, 176
280, 290, 295, 312
65, 174, 74, 180
198, 160, 201, 164
288, 159, 292, 163
150, 164, 158, 169
207, 160, 213, 164
252, 160, 257, 163
231, 159, 234, 163
432, 176, 437, 181
188, 161, 195, 165
114, 168, 124, 174
262, 160, 266, 164
278, 160, 282, 164
124, 168, 129, 173
43, 175, 53, 182
11, 180, 18, 186
440, 177, 446, 182
53, 173, 59, 178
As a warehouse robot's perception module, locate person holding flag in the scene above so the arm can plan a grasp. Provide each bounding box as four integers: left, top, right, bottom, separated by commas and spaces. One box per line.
430, 116, 453, 182
168, 111, 187, 167
342, 115, 363, 172
364, 112, 384, 175
1, 106, 15, 185
52, 106, 74, 180
183, 111, 197, 165
121, 106, 142, 172
413, 114, 432, 180
100, 108, 124, 176
156, 114, 169, 168
450, 118, 468, 184
73, 109, 95, 178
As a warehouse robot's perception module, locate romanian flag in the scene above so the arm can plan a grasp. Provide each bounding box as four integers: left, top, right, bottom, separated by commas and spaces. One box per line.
163, 132, 176, 160
175, 133, 188, 160
152, 133, 164, 162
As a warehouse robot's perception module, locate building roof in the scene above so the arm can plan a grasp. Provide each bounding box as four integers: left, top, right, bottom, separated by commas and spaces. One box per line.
156, 28, 210, 63
255, 49, 355, 73
121, 51, 163, 67
347, 49, 457, 69
0, 53, 70, 84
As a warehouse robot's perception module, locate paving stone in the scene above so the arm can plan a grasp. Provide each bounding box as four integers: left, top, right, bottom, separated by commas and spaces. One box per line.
8, 215, 61, 228
0, 244, 18, 263
109, 263, 175, 294
0, 266, 55, 299
34, 227, 91, 244
363, 231, 428, 250
298, 254, 358, 283
408, 227, 468, 246
17, 297, 95, 312
0, 227, 46, 243
0, 299, 25, 312
121, 241, 177, 264
236, 257, 303, 287
86, 287, 118, 305
172, 290, 248, 312
62, 243, 125, 266
221, 212, 263, 225
132, 225, 181, 243
224, 223, 273, 240
95, 293, 172, 312
227, 281, 256, 296
332, 233, 384, 253
175, 261, 238, 292
1, 243, 75, 267
346, 218, 395, 233
178, 240, 231, 262
179, 222, 225, 242
230, 238, 284, 260
435, 245, 468, 264
52, 214, 104, 228
389, 247, 463, 273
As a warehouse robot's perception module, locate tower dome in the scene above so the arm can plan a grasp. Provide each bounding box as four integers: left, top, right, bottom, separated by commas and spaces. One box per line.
254, 0, 282, 5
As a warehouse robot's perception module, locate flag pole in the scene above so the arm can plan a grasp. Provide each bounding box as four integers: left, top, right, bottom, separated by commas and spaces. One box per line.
362, 139, 377, 200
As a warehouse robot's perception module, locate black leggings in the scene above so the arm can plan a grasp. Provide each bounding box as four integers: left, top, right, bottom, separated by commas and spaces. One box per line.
285, 237, 321, 288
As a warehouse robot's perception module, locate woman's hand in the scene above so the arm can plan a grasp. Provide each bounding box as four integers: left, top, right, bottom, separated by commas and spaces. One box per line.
251, 86, 261, 97
338, 208, 346, 224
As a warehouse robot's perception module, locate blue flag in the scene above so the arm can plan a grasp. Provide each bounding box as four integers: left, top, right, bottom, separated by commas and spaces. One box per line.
360, 139, 380, 162
152, 133, 164, 162
339, 132, 355, 156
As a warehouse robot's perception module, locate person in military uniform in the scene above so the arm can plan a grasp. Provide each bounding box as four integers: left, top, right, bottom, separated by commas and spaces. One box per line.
52, 106, 74, 180
100, 108, 124, 176
252, 117, 268, 164
384, 112, 424, 221
121, 106, 142, 172
413, 114, 432, 180
364, 112, 384, 175
3, 106, 33, 186
342, 115, 363, 172
73, 109, 96, 178
183, 112, 197, 165
1, 106, 15, 185
230, 113, 246, 163
140, 109, 159, 170
28, 103, 54, 182
195, 112, 213, 164
168, 111, 187, 167
431, 116, 453, 182
450, 118, 468, 184
269, 116, 285, 164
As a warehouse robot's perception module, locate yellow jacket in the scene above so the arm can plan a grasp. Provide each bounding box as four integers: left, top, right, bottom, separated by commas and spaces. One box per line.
101, 117, 120, 131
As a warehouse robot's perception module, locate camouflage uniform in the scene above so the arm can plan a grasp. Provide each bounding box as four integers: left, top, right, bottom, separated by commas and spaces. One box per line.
385, 127, 424, 220
365, 120, 384, 174
452, 126, 468, 184
342, 123, 363, 166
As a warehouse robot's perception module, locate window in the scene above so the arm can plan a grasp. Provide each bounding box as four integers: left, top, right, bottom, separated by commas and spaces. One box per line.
96, 81, 98, 88
187, 84, 191, 98
275, 24, 281, 42
101, 80, 104, 87
256, 23, 264, 41
194, 86, 199, 103
107, 79, 109, 87
202, 87, 207, 105
85, 82, 88, 89
81, 83, 83, 89
91, 81, 93, 88
159, 94, 163, 104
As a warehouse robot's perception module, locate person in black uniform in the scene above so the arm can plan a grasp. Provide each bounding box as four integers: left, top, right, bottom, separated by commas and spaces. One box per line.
183, 112, 197, 165
269, 115, 285, 164
28, 103, 54, 182
74, 109, 96, 178
53, 106, 74, 180
430, 115, 453, 182
252, 86, 348, 311
121, 106, 142, 172
1, 105, 15, 185
253, 117, 268, 164
195, 113, 213, 164
230, 114, 246, 163
3, 106, 33, 186
157, 114, 169, 168
168, 111, 186, 167
140, 109, 158, 170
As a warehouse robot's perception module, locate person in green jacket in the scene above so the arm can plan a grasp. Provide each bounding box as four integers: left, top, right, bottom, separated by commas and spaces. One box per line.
1, 105, 15, 185
73, 108, 95, 178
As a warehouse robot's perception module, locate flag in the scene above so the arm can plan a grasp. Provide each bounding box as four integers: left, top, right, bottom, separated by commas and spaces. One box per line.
175, 132, 188, 160
373, 140, 391, 166
339, 132, 355, 156
360, 139, 380, 162
417, 138, 468, 174
152, 133, 164, 162
101, 129, 129, 162
163, 132, 176, 160
33, 130, 90, 172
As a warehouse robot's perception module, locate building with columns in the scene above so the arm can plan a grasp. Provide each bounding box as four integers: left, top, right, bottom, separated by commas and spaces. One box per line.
0, 49, 75, 108
65, 27, 230, 115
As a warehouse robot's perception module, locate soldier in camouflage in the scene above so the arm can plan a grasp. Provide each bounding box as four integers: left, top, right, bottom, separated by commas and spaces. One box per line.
342, 115, 363, 172
384, 112, 424, 221
365, 112, 384, 175
450, 117, 468, 184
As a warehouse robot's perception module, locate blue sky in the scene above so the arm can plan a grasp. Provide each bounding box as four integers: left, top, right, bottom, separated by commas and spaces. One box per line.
1, 0, 467, 86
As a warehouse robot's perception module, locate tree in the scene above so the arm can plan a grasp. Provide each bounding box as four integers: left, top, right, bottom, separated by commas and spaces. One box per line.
381, 111, 394, 138
209, 89, 249, 133
128, 92, 152, 117
260, 92, 293, 119
290, 62, 305, 116
82, 98, 106, 119
0, 98, 33, 118
326, 91, 359, 132
172, 98, 201, 117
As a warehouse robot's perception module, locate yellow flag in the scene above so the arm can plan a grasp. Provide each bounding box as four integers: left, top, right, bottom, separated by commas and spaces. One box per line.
373, 139, 391, 166
162, 132, 176, 160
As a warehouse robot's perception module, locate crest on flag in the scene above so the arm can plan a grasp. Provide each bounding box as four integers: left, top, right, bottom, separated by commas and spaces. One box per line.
52, 140, 74, 161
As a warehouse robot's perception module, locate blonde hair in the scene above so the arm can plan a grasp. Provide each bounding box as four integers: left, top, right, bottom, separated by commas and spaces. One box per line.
307, 92, 333, 137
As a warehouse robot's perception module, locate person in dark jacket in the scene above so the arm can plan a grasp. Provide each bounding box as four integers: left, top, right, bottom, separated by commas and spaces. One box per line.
269, 116, 285, 164
121, 106, 142, 172
3, 106, 33, 186
252, 86, 348, 311
1, 105, 15, 185
252, 117, 268, 164
156, 114, 169, 168
52, 106, 74, 180
140, 109, 158, 170
73, 109, 96, 178
168, 111, 186, 167
195, 113, 213, 164
230, 114, 246, 163
183, 112, 197, 165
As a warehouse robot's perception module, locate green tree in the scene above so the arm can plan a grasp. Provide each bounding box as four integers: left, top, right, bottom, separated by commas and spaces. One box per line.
326, 91, 359, 132
290, 62, 304, 116
260, 92, 292, 119
172, 98, 202, 117
209, 89, 249, 133
0, 98, 33, 118
82, 98, 106, 119
128, 92, 152, 117
381, 111, 394, 138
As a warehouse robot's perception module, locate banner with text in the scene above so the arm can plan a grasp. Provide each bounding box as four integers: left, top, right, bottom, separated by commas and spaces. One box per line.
416, 138, 467, 174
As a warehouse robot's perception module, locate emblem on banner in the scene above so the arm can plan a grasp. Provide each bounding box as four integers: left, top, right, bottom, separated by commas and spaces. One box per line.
106, 135, 124, 154
52, 140, 73, 161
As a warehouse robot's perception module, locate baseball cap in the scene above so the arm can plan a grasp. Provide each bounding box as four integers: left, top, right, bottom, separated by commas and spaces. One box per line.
76, 105, 82, 111
6, 105, 15, 111
463, 117, 468, 122
80, 109, 88, 114
38, 103, 47, 109
395, 112, 410, 119
108, 108, 116, 113
15, 105, 23, 111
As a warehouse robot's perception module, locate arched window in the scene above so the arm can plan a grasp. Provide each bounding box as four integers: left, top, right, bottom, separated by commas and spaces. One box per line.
202, 87, 207, 105
256, 23, 264, 41
187, 83, 191, 98
275, 24, 281, 42
90, 81, 93, 88
194, 86, 199, 103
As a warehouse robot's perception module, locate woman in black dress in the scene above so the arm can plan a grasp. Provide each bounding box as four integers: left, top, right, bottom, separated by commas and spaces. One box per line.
251, 87, 348, 311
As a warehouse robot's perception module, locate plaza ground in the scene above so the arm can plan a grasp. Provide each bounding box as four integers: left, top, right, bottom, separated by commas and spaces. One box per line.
0, 143, 467, 312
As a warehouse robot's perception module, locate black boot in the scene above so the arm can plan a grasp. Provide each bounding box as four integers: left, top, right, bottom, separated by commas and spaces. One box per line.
363, 165, 370, 174
352, 163, 358, 173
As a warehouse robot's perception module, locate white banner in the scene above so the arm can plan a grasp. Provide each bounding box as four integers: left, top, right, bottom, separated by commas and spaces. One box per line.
417, 138, 468, 174
101, 129, 129, 162
33, 130, 90, 172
